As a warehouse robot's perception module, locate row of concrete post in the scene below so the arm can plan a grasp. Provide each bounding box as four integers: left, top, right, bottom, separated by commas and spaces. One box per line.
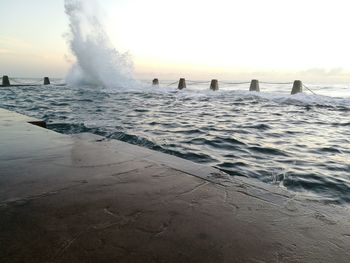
1, 76, 51, 86
152, 78, 303, 94
2, 75, 303, 94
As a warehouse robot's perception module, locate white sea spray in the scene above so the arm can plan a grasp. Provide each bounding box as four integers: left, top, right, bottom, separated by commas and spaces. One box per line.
64, 0, 138, 89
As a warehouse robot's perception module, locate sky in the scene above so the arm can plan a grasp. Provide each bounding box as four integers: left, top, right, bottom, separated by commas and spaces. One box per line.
1, 0, 350, 82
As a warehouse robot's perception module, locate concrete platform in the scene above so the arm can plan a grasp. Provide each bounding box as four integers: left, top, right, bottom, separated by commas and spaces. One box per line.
0, 108, 349, 263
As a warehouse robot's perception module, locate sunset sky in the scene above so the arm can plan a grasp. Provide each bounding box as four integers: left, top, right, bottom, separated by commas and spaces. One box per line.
1, 0, 350, 82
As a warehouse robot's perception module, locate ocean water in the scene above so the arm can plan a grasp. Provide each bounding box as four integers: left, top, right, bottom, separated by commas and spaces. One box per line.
1, 80, 350, 204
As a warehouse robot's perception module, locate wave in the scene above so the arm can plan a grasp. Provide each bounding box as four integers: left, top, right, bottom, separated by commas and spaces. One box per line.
64, 0, 139, 90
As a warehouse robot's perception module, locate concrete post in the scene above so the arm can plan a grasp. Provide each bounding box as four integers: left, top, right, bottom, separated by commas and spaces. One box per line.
291, 80, 303, 95
2, 75, 10, 87
249, 79, 260, 92
152, 78, 159, 86
43, 77, 50, 85
210, 79, 219, 91
178, 78, 186, 90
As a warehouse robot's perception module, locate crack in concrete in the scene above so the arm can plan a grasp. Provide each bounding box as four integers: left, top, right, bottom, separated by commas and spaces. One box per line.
153, 221, 171, 238
0, 181, 88, 208
236, 190, 282, 207
103, 207, 120, 218
314, 212, 337, 225
54, 157, 149, 169
110, 164, 159, 179
169, 167, 225, 187
110, 168, 141, 178
220, 188, 240, 211
175, 181, 209, 197
222, 188, 228, 204
50, 210, 144, 261
51, 232, 85, 262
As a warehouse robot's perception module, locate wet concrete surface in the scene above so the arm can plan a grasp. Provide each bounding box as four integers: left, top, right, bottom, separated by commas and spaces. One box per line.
0, 108, 350, 263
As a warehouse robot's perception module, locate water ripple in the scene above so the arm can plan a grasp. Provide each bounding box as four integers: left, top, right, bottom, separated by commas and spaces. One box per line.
1, 83, 350, 204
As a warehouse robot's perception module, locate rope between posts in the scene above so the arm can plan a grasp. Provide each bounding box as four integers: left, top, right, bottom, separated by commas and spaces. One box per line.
187, 83, 210, 86
303, 84, 317, 95
187, 80, 211, 84
260, 81, 294, 85
219, 81, 251, 85
9, 78, 42, 85
165, 81, 179, 87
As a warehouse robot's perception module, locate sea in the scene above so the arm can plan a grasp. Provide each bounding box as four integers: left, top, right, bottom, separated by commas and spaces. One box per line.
1, 79, 350, 205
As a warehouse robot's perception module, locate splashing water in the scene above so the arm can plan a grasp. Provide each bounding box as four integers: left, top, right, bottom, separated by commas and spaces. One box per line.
64, 0, 137, 89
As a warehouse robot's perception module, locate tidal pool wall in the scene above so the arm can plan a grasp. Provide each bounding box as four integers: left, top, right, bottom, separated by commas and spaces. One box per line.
0, 108, 349, 263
